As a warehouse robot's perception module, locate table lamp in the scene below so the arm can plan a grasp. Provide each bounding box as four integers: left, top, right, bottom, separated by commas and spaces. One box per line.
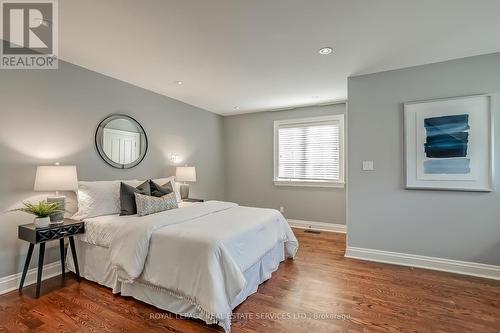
34, 165, 78, 223
175, 166, 196, 199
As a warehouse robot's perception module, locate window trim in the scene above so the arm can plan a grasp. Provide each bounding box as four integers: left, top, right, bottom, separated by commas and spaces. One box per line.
273, 115, 345, 188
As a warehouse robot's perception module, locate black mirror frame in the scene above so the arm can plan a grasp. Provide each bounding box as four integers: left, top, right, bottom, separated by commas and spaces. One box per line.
95, 114, 148, 169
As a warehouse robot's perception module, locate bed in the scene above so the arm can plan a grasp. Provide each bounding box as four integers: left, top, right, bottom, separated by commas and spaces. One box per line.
66, 200, 298, 332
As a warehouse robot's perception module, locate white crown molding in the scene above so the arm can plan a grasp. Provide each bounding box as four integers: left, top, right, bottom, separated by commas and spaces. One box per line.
345, 246, 500, 281
0, 262, 63, 295
288, 219, 346, 234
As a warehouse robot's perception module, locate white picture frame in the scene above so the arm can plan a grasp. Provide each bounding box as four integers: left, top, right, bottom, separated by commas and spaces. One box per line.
404, 94, 493, 192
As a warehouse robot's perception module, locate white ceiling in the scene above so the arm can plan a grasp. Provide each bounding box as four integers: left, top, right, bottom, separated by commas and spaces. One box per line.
59, 0, 500, 115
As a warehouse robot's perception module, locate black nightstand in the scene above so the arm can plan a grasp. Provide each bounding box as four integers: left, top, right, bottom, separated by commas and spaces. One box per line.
18, 219, 85, 298
182, 198, 204, 202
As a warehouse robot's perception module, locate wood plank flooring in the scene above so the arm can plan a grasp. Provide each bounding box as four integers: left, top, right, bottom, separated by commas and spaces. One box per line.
1, 229, 500, 332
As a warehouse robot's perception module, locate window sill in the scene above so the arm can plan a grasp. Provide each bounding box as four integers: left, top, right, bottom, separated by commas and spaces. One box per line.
273, 180, 345, 188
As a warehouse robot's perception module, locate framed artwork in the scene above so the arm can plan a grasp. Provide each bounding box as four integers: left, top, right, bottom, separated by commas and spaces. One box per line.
404, 94, 493, 191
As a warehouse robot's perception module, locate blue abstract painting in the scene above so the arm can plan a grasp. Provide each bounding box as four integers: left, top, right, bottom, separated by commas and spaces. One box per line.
405, 95, 492, 191
423, 114, 471, 174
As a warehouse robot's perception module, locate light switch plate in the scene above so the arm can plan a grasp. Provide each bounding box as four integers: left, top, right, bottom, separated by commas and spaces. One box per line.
362, 160, 374, 171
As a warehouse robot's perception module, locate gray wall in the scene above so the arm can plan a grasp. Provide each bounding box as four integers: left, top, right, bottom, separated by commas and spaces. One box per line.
224, 104, 346, 224
0, 61, 225, 278
347, 52, 500, 265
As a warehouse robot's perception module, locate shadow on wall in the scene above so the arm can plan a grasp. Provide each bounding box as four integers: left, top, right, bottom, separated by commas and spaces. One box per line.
475, 242, 500, 265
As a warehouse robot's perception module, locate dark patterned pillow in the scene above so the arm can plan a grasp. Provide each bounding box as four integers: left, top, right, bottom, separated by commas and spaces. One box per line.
135, 192, 178, 217
150, 180, 174, 197
120, 181, 151, 216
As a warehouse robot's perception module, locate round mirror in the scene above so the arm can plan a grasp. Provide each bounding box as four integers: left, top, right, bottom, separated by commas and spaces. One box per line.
95, 114, 148, 169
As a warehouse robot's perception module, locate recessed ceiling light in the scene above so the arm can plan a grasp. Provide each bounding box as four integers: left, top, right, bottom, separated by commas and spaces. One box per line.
318, 47, 333, 55
175, 81, 183, 85
234, 106, 240, 110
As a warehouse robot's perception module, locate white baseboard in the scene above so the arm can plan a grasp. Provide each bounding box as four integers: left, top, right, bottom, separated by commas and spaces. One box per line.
288, 219, 346, 234
345, 246, 500, 281
0, 262, 63, 295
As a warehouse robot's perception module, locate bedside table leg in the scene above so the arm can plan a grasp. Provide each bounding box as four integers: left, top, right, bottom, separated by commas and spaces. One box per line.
69, 236, 80, 282
35, 243, 45, 298
19, 243, 34, 291
59, 239, 65, 278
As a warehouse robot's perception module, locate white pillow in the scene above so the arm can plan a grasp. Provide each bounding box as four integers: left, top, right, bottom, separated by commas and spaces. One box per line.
72, 180, 142, 220
152, 177, 182, 203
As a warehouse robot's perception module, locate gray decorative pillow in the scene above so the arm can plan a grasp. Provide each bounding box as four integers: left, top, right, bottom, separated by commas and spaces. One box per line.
135, 192, 178, 217
120, 180, 151, 216
150, 180, 173, 197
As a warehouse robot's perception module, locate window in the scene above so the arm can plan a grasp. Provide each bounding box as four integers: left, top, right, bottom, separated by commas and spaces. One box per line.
274, 115, 344, 187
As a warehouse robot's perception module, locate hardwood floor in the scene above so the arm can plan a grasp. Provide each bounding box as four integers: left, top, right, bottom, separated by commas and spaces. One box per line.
1, 229, 500, 332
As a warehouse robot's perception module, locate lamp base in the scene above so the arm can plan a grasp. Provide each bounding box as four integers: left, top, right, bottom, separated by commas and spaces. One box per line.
47, 196, 65, 223
179, 184, 190, 200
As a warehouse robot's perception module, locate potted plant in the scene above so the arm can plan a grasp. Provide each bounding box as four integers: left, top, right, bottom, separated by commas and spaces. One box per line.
10, 201, 63, 228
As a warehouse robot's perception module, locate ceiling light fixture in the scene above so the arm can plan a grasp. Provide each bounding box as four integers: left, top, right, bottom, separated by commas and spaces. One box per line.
175, 81, 183, 85
318, 47, 333, 55
234, 106, 240, 110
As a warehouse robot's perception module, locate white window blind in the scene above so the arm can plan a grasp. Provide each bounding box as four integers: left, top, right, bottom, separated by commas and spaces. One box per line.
274, 115, 344, 186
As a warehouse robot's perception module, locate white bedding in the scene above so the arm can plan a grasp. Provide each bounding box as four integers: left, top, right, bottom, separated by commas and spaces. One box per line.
80, 201, 298, 332
80, 201, 195, 247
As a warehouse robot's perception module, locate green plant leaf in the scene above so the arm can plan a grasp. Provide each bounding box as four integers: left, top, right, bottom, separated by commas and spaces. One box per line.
7, 200, 64, 218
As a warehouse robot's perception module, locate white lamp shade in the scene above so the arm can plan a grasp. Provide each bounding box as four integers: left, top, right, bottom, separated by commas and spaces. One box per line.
34, 165, 78, 192
176, 166, 197, 182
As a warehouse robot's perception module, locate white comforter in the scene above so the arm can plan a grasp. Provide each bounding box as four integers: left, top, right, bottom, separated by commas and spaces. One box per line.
92, 201, 297, 332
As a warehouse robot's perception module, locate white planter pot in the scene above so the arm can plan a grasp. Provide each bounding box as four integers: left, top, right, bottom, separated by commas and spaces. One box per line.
34, 217, 50, 228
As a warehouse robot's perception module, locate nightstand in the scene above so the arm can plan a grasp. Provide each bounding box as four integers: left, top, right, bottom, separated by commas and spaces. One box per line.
18, 219, 85, 298
182, 198, 204, 202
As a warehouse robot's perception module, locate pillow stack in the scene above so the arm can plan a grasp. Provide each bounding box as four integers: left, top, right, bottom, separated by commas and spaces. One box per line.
72, 177, 182, 220
120, 180, 179, 216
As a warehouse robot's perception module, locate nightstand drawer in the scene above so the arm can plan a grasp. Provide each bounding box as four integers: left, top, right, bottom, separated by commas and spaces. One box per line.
35, 223, 85, 242
18, 220, 85, 244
